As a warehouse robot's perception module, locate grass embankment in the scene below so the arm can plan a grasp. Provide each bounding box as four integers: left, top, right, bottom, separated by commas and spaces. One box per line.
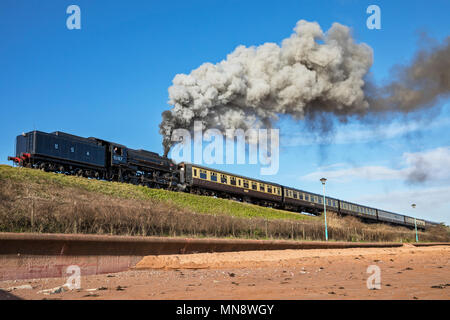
0, 165, 449, 242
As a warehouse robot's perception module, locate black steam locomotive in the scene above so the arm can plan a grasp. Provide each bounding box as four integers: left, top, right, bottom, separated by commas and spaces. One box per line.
8, 130, 441, 230
8, 130, 178, 189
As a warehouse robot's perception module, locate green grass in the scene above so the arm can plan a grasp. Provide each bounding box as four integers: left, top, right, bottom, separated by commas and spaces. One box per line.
0, 165, 317, 222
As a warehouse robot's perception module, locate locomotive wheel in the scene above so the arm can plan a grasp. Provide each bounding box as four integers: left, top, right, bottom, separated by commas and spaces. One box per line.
75, 169, 83, 177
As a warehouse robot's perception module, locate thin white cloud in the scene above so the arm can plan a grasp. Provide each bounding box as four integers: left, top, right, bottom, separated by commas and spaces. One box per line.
354, 186, 450, 225
303, 165, 406, 182
282, 117, 450, 146
302, 146, 450, 184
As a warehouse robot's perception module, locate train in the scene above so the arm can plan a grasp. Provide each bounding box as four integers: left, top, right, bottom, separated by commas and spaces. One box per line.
8, 130, 442, 230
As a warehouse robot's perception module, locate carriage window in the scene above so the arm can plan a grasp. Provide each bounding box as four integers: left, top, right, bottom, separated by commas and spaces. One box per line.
318, 197, 323, 204
273, 187, 277, 194
54, 144, 58, 150
238, 179, 241, 186
70, 147, 74, 153
243, 180, 249, 188
86, 151, 90, 156
278, 188, 281, 195
267, 186, 272, 193
259, 184, 265, 192
230, 177, 236, 185
200, 170, 207, 179
193, 169, 197, 177
221, 175, 228, 184
252, 183, 257, 190
210, 172, 217, 182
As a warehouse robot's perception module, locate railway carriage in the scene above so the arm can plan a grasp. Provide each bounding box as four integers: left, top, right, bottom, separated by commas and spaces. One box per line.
404, 216, 426, 228
283, 187, 339, 214
179, 163, 283, 207
424, 220, 442, 228
339, 200, 378, 221
377, 210, 407, 226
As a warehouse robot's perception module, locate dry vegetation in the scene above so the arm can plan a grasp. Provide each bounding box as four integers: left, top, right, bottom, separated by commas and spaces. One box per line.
0, 165, 449, 242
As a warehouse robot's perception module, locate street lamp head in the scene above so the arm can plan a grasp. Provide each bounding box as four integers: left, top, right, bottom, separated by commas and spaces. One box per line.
412, 204, 416, 209
320, 178, 327, 185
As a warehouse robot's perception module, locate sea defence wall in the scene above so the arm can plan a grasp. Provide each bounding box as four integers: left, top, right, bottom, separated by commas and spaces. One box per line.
0, 232, 422, 281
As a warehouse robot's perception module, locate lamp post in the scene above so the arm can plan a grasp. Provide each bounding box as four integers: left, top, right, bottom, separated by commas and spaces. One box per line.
320, 178, 328, 241
412, 203, 418, 242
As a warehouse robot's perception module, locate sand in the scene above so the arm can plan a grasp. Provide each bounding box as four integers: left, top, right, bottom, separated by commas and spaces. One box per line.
1, 244, 449, 300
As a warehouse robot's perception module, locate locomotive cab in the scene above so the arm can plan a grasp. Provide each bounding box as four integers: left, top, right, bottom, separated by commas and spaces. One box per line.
111, 145, 127, 165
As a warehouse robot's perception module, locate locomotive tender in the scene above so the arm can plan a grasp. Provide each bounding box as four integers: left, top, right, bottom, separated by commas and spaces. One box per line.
9, 130, 441, 230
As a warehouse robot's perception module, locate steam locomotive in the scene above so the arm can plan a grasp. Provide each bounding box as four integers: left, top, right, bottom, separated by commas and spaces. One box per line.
8, 130, 178, 189
8, 130, 441, 230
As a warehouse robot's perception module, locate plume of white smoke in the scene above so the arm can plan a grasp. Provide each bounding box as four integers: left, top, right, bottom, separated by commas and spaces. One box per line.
160, 20, 373, 155
160, 20, 450, 157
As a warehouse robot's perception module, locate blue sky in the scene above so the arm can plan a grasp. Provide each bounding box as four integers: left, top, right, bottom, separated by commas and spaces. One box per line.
1, 0, 449, 224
